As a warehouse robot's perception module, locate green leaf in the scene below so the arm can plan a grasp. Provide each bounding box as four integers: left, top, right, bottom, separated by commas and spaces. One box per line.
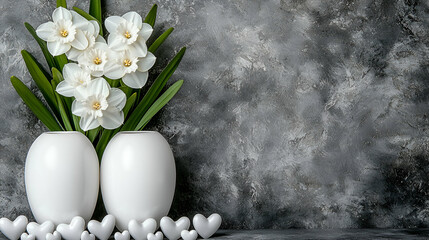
51, 67, 63, 85
56, 0, 67, 8
54, 54, 68, 72
144, 4, 157, 27
89, 0, 102, 25
104, 77, 120, 88
52, 81, 73, 131
135, 80, 183, 130
95, 129, 115, 159
52, 69, 79, 132
119, 86, 134, 98
122, 47, 186, 131
11, 76, 62, 131
148, 27, 174, 53
73, 7, 103, 35
88, 127, 100, 142
52, 67, 76, 131
24, 22, 57, 72
123, 93, 137, 118
51, 68, 64, 85
21, 50, 60, 118
73, 115, 83, 133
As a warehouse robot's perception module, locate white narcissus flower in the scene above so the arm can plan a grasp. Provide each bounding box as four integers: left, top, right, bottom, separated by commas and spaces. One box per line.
56, 63, 92, 97
36, 7, 92, 56
104, 51, 156, 89
66, 20, 105, 61
77, 42, 114, 77
105, 11, 153, 57
72, 78, 126, 131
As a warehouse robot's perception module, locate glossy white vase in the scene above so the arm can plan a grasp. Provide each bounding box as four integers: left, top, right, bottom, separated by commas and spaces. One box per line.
25, 132, 99, 225
101, 131, 176, 231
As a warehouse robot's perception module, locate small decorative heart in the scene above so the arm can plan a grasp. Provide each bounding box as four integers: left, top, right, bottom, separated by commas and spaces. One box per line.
114, 230, 130, 240
87, 215, 115, 240
20, 233, 35, 240
193, 213, 222, 239
80, 231, 95, 240
146, 231, 163, 240
128, 218, 156, 240
45, 231, 61, 240
180, 230, 198, 240
0, 215, 28, 240
160, 216, 190, 240
56, 216, 85, 240
27, 221, 55, 240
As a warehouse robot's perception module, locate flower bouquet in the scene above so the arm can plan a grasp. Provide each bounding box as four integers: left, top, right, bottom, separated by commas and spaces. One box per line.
11, 0, 185, 157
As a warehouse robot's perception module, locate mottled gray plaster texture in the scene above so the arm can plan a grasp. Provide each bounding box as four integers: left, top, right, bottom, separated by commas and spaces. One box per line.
1, 0, 429, 230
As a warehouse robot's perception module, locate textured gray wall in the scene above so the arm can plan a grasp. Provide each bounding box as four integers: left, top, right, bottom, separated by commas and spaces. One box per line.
1, 0, 429, 229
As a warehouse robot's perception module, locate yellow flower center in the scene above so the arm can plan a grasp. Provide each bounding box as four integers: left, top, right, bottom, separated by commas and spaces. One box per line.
92, 102, 101, 110
93, 57, 102, 65
124, 31, 131, 39
123, 59, 132, 67
60, 30, 68, 37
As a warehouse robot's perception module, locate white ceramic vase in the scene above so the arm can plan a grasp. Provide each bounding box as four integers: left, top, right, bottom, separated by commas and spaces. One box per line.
101, 131, 176, 231
25, 132, 99, 225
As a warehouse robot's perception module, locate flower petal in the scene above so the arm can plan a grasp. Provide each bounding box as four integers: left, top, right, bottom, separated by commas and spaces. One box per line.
96, 35, 106, 43
56, 81, 75, 97
71, 99, 87, 116
140, 23, 153, 40
63, 63, 82, 82
104, 61, 125, 79
81, 19, 95, 35
70, 29, 89, 50
74, 85, 89, 101
90, 20, 100, 36
65, 46, 81, 61
107, 88, 126, 110
53, 7, 72, 22
91, 71, 104, 77
80, 113, 100, 131
122, 71, 148, 89
128, 36, 147, 57
105, 16, 125, 33
36, 22, 56, 41
137, 52, 156, 72
122, 11, 142, 29
98, 108, 124, 129
107, 33, 126, 51
88, 78, 111, 97
47, 41, 71, 56
71, 11, 91, 31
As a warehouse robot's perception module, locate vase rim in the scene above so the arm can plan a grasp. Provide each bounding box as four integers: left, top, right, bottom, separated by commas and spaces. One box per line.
118, 131, 158, 134
44, 131, 82, 134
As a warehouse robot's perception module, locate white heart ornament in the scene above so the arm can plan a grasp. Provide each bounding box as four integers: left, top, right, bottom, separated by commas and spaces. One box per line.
45, 231, 61, 240
146, 231, 163, 240
80, 231, 95, 240
128, 219, 157, 240
87, 215, 115, 240
180, 230, 198, 240
160, 216, 190, 240
193, 213, 222, 239
114, 230, 130, 240
0, 216, 28, 240
56, 216, 85, 240
27, 221, 55, 240
20, 233, 35, 240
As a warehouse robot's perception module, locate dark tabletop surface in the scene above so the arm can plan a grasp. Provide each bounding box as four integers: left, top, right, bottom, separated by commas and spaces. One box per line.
212, 229, 429, 239
3, 229, 429, 240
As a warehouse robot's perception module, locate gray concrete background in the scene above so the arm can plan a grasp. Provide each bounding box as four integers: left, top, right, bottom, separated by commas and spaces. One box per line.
1, 0, 429, 229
